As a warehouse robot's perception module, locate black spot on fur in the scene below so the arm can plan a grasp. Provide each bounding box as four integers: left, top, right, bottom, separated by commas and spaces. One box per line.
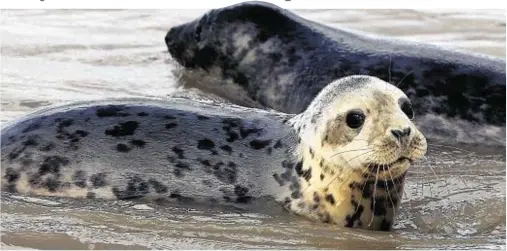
116, 143, 131, 152
39, 156, 69, 175
137, 112, 149, 117
90, 173, 108, 188
280, 169, 292, 181
302, 167, 312, 182
249, 139, 271, 150
39, 143, 55, 152
226, 131, 239, 142
234, 185, 252, 203
222, 118, 241, 127
266, 147, 273, 155
213, 161, 237, 184
7, 136, 39, 160
174, 161, 191, 177
57, 119, 74, 130
86, 192, 96, 199
130, 139, 146, 147
197, 115, 210, 120
240, 127, 263, 139
220, 145, 232, 154
372, 197, 388, 216
273, 139, 283, 149
169, 192, 194, 203
309, 148, 315, 158
281, 160, 294, 169
167, 156, 176, 163
44, 177, 61, 192
75, 130, 89, 137
318, 212, 331, 223
313, 192, 320, 203
197, 138, 215, 150
289, 176, 300, 191
283, 197, 291, 208
22, 123, 41, 133
199, 159, 212, 167
221, 118, 243, 143
72, 170, 87, 188
172, 146, 185, 159
325, 194, 335, 205
4, 168, 20, 183
345, 201, 364, 228
112, 176, 149, 200
320, 174, 325, 181
148, 179, 168, 193
380, 219, 392, 231
165, 122, 177, 129
361, 182, 373, 199
273, 173, 285, 186
294, 160, 303, 176
105, 121, 139, 137
291, 191, 301, 199
96, 106, 130, 117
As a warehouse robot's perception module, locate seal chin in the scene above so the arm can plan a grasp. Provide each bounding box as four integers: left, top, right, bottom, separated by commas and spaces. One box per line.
367, 157, 412, 174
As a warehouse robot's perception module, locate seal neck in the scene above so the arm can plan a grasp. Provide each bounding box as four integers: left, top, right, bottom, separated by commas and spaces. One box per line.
294, 150, 406, 231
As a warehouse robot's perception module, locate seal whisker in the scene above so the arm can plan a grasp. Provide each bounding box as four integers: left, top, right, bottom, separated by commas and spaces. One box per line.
396, 71, 413, 88
426, 143, 471, 153
386, 166, 406, 208
368, 167, 381, 227
428, 164, 452, 198
383, 164, 396, 217
331, 151, 374, 192
330, 148, 372, 158
388, 55, 392, 85
353, 166, 372, 222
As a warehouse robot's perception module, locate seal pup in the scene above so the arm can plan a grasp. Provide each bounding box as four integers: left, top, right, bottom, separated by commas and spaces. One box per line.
164, 1, 505, 144
1, 75, 427, 231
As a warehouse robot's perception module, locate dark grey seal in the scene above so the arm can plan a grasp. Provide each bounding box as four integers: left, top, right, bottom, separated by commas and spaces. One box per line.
164, 1, 506, 145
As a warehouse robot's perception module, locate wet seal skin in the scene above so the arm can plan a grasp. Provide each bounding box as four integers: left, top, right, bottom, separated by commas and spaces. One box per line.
164, 1, 506, 145
1, 76, 426, 231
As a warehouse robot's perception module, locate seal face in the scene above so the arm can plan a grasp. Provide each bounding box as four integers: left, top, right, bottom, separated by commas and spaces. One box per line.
165, 1, 506, 145
1, 76, 426, 231
282, 75, 427, 230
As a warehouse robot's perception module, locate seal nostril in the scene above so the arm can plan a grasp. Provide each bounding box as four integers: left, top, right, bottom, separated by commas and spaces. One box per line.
403, 127, 411, 136
391, 129, 403, 140
391, 127, 411, 140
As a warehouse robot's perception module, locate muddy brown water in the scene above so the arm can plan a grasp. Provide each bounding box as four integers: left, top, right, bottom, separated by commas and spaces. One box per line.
1, 9, 505, 250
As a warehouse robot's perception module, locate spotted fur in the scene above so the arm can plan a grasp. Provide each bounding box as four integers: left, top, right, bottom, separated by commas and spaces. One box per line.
165, 1, 505, 145
1, 76, 426, 231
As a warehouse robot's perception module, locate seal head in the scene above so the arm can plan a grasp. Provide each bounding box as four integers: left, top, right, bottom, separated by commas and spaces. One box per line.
286, 75, 427, 230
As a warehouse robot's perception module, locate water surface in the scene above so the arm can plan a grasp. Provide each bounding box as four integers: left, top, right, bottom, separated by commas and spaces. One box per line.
1, 9, 505, 250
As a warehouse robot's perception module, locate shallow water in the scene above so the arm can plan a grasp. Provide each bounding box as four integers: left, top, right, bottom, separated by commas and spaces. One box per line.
1, 9, 506, 250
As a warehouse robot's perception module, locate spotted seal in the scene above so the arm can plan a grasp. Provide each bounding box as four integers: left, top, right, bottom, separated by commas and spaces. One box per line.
164, 1, 506, 145
1, 75, 426, 231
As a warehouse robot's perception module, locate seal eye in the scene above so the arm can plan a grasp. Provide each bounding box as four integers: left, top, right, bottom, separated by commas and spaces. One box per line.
346, 110, 365, 129
400, 101, 414, 119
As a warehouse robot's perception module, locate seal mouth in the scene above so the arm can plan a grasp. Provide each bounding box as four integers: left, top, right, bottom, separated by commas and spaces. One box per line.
367, 157, 413, 173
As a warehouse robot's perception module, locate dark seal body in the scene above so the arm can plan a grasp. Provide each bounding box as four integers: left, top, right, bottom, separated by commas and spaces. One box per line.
165, 1, 506, 145
0, 98, 297, 204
